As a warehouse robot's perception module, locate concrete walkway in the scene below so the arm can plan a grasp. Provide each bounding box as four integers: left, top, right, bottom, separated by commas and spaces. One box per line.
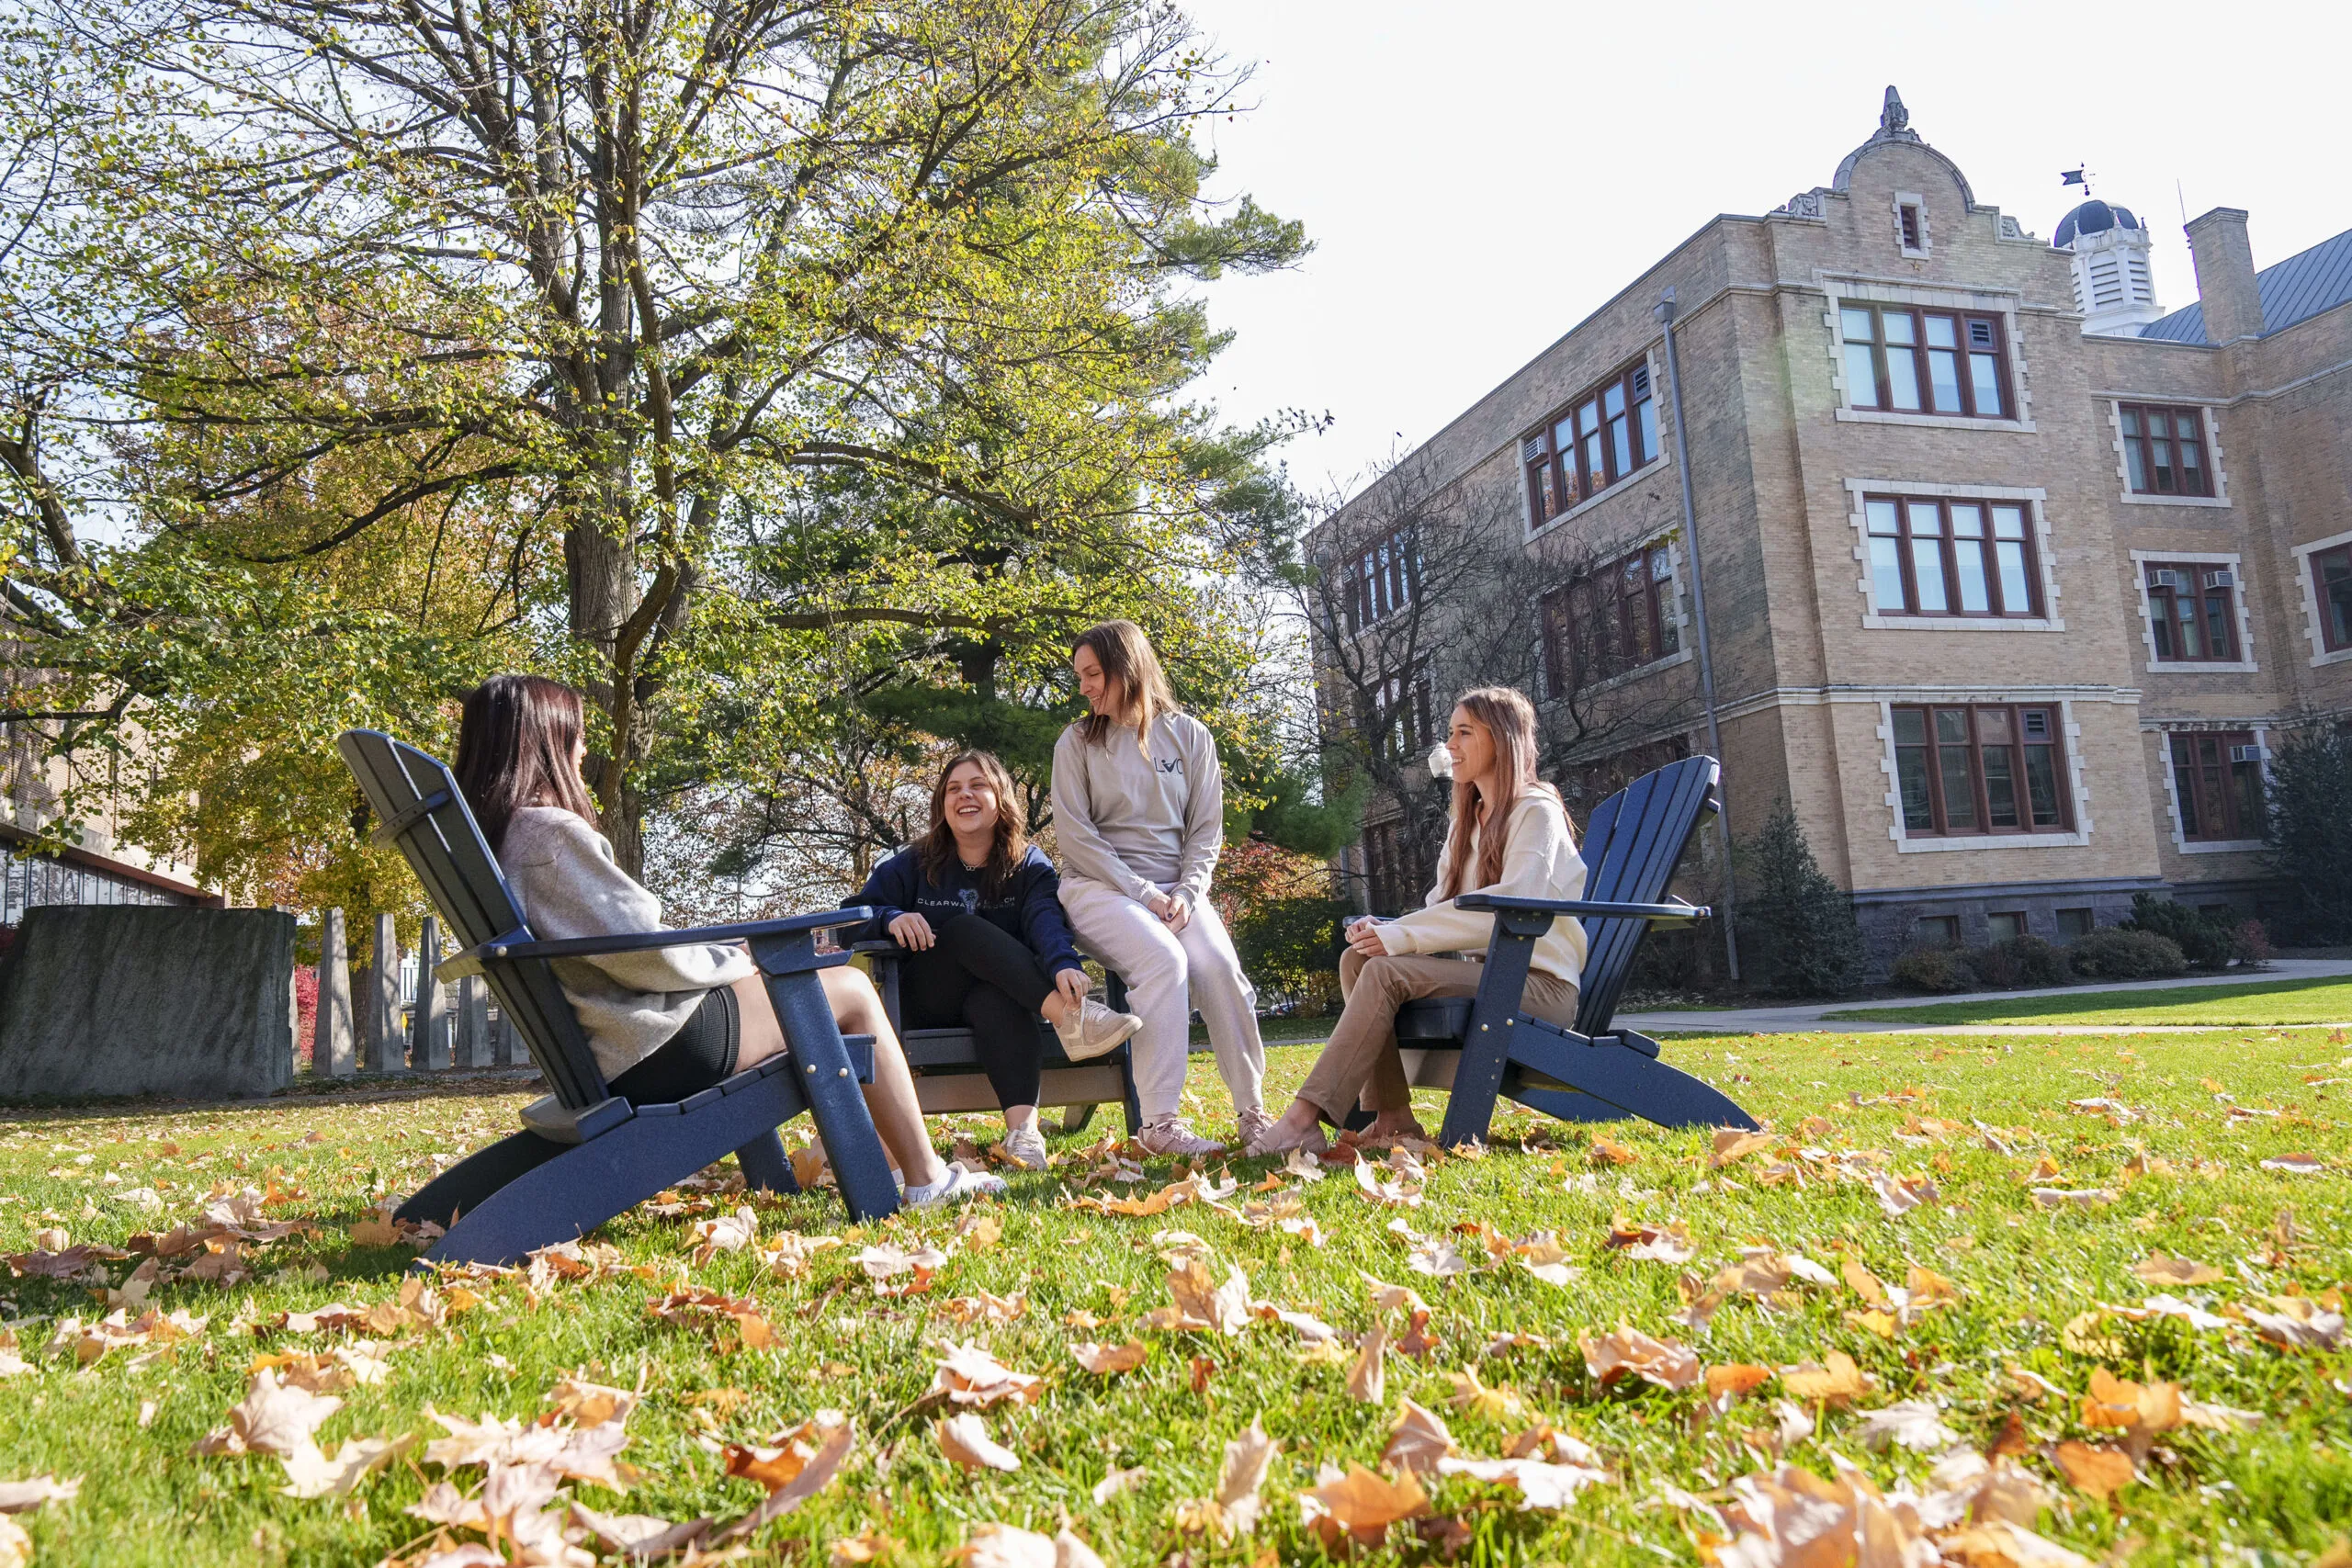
1613, 956, 2352, 1036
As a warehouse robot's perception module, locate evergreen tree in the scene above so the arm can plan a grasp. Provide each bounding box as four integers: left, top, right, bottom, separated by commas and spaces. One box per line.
2264, 727, 2352, 940
1740, 798, 1865, 998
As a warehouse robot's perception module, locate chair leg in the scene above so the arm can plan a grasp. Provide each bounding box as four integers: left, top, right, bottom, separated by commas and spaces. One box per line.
1506, 1086, 1635, 1125
1119, 1047, 1142, 1140
734, 1130, 797, 1195
1060, 1103, 1096, 1136
426, 1073, 818, 1267
394, 1129, 567, 1229
1505, 1022, 1760, 1131
752, 961, 899, 1223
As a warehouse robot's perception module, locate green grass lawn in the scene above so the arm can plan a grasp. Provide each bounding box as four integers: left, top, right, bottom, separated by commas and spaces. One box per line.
1825, 974, 2352, 1028
2, 1031, 2347, 1566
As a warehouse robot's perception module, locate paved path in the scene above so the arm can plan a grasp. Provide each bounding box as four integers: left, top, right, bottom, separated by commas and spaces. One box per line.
1613, 957, 2352, 1036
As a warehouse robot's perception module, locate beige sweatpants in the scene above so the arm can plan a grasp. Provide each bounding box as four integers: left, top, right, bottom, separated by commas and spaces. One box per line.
1294, 948, 1579, 1123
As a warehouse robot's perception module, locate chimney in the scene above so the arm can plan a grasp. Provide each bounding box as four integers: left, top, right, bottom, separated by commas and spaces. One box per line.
2184, 208, 2265, 343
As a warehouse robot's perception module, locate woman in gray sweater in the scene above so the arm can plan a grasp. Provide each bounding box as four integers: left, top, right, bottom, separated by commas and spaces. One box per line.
1051, 621, 1269, 1157
453, 675, 1001, 1207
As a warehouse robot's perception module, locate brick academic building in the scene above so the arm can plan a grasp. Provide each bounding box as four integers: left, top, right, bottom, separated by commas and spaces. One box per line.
1319, 87, 2352, 972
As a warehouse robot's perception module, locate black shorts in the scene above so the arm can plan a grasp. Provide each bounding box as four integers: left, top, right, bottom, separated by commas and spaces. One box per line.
607, 985, 741, 1104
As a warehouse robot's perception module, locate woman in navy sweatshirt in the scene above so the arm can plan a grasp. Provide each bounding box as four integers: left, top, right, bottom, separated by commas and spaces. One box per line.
849, 750, 1142, 1168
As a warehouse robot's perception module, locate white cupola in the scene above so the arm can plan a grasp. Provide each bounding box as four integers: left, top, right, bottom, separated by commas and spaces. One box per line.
2055, 197, 2163, 336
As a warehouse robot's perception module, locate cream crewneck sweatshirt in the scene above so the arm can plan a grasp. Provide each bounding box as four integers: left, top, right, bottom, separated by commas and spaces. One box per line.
498, 807, 756, 1082
1384, 788, 1589, 986
1049, 711, 1224, 906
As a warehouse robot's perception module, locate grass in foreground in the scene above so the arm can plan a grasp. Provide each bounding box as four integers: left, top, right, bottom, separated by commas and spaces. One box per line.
0, 1030, 2346, 1567
1824, 974, 2352, 1028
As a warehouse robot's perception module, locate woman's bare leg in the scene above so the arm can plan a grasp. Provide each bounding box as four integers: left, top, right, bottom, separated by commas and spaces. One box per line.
730, 968, 951, 1190
817, 966, 950, 1190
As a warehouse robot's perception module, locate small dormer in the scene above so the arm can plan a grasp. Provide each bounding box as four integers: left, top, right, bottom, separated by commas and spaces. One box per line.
2055, 197, 2163, 336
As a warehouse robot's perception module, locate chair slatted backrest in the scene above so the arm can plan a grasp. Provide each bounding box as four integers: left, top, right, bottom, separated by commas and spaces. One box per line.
337, 730, 611, 1109
1570, 755, 1721, 1034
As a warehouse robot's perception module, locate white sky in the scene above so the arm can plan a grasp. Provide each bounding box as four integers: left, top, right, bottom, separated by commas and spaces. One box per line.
1184, 0, 2352, 503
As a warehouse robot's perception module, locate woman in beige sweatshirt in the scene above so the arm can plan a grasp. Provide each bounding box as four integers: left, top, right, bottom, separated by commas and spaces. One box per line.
455, 675, 1001, 1207
1244, 686, 1587, 1156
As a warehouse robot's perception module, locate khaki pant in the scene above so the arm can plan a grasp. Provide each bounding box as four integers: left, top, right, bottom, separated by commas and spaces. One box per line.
1294, 949, 1579, 1123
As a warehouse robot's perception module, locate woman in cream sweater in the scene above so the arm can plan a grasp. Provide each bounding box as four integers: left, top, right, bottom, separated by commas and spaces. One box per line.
455, 674, 1002, 1207
1244, 686, 1587, 1156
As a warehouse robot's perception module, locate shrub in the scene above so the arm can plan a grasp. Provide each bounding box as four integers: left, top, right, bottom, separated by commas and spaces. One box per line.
2066, 927, 2188, 980
1964, 935, 2070, 990
2232, 919, 2274, 968
1891, 945, 1973, 993
2265, 726, 2352, 940
1738, 799, 1865, 998
2120, 892, 2235, 969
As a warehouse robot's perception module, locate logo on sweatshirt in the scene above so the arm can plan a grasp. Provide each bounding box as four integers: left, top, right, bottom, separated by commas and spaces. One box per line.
1156, 757, 1184, 775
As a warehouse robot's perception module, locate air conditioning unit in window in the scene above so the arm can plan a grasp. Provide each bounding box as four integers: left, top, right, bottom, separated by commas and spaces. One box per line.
1521, 436, 1544, 465
2148, 569, 2187, 590
2229, 744, 2262, 763
1632, 365, 1652, 397
2204, 569, 2236, 590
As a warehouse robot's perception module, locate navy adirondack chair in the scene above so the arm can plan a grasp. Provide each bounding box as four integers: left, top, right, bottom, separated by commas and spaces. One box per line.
339, 730, 901, 1265
1377, 755, 1759, 1145
854, 942, 1143, 1137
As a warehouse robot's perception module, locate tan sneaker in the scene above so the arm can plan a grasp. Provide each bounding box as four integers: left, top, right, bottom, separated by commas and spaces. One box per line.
1135, 1114, 1227, 1159
1235, 1107, 1277, 1151
1055, 998, 1143, 1062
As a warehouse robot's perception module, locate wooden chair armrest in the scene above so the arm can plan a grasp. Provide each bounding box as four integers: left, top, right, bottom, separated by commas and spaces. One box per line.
473, 908, 876, 970
1455, 893, 1710, 927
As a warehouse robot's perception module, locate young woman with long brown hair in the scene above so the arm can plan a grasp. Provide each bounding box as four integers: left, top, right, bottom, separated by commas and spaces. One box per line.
452, 674, 1004, 1206
846, 750, 1141, 1169
1243, 687, 1589, 1156
1050, 620, 1269, 1157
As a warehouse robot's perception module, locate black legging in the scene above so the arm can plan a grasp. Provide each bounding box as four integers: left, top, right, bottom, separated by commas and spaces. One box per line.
897, 914, 1054, 1110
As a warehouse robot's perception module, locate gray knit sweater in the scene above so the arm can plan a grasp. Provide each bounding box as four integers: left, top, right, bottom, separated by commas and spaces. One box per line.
499, 807, 756, 1082
1049, 711, 1223, 905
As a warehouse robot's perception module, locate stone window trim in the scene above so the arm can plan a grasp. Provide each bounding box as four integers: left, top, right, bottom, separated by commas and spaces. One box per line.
2150, 723, 2269, 856
1820, 275, 2036, 434
2125, 549, 2257, 673
1844, 479, 2063, 631
2107, 400, 2231, 508
2290, 526, 2352, 668
1873, 696, 2094, 853
1894, 191, 1930, 259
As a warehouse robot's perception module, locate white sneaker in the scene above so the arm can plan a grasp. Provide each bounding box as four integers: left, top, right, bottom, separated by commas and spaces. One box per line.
1001, 1125, 1050, 1171
1135, 1114, 1227, 1159
1055, 998, 1143, 1062
905, 1165, 1008, 1207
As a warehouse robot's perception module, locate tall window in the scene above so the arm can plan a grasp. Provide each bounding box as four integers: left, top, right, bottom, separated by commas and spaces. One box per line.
1522, 361, 1659, 527
2310, 544, 2352, 653
1863, 496, 2039, 618
1340, 526, 1420, 635
2143, 562, 2238, 661
1543, 543, 1678, 688
2118, 404, 2212, 497
1891, 704, 2070, 837
2169, 731, 2265, 842
1362, 820, 1421, 915
1359, 664, 1432, 762
1840, 304, 2010, 419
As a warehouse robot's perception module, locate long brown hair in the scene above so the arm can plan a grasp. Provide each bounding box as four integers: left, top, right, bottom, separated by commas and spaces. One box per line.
1073, 619, 1179, 749
452, 674, 600, 854
914, 750, 1028, 897
1440, 686, 1556, 900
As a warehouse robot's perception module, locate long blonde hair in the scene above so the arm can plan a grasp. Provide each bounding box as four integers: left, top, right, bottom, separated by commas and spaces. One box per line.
1073, 619, 1179, 749
1440, 687, 1554, 899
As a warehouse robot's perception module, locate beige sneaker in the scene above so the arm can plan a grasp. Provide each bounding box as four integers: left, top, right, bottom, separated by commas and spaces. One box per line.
1055, 998, 1143, 1062
1135, 1114, 1227, 1159
1235, 1107, 1277, 1151
1001, 1125, 1050, 1171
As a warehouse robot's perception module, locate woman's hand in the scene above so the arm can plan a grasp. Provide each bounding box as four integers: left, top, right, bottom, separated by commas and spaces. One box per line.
1052, 966, 1090, 1014
888, 911, 936, 951
1346, 918, 1393, 958
1148, 888, 1192, 933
